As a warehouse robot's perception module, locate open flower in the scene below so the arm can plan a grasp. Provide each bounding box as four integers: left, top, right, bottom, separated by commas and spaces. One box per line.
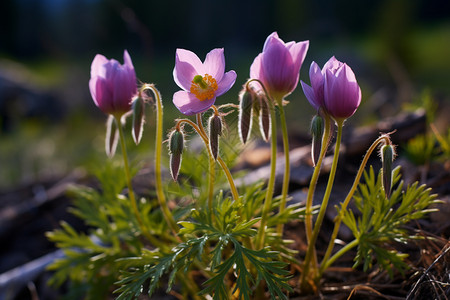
89, 50, 137, 117
173, 48, 237, 115
301, 56, 361, 122
250, 32, 309, 101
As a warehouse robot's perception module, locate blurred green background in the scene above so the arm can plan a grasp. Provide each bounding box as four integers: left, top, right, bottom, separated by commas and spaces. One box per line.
1, 0, 449, 189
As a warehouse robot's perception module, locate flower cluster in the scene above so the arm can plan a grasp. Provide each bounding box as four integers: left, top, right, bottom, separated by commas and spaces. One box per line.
65, 30, 439, 300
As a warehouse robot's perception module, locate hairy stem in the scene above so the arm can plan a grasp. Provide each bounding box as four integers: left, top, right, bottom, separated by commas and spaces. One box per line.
144, 85, 179, 236
318, 134, 391, 277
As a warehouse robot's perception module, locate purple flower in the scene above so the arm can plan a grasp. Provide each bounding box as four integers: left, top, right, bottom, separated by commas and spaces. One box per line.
89, 50, 137, 117
250, 32, 309, 100
173, 48, 237, 115
301, 56, 361, 121
324, 57, 361, 121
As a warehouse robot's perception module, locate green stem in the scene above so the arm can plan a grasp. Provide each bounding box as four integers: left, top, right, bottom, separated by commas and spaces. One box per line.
208, 155, 215, 217
318, 134, 391, 277
301, 115, 332, 275
300, 120, 343, 290
196, 113, 216, 219
217, 157, 240, 203
255, 98, 278, 249
115, 116, 161, 247
320, 239, 359, 272
276, 98, 290, 236
145, 85, 179, 236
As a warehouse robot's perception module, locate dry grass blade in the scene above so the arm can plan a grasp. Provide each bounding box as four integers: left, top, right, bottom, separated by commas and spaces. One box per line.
406, 242, 450, 300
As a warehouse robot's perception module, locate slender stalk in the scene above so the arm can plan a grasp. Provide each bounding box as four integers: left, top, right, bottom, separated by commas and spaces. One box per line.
255, 98, 278, 249
208, 155, 216, 216
115, 116, 161, 247
175, 118, 239, 203
244, 79, 279, 249
276, 97, 290, 236
196, 113, 208, 138
320, 239, 359, 272
302, 115, 332, 271
144, 85, 179, 236
196, 114, 216, 212
300, 120, 343, 290
217, 157, 239, 202
318, 134, 391, 277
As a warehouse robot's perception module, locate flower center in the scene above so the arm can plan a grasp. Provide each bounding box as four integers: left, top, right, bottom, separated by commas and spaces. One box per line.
190, 74, 218, 101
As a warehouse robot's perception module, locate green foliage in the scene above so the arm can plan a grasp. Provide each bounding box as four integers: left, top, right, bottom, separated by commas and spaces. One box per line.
47, 149, 304, 299
46, 162, 174, 298
432, 127, 450, 160
342, 166, 440, 276
115, 185, 299, 299
404, 133, 437, 166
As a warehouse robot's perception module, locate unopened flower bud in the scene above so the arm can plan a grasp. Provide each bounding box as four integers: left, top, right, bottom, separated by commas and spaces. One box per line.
310, 114, 324, 166
131, 96, 145, 145
209, 114, 223, 160
238, 87, 254, 144
105, 115, 119, 158
381, 144, 395, 198
258, 93, 271, 142
168, 129, 184, 181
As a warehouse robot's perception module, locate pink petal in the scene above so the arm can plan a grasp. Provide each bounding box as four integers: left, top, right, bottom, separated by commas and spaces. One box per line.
323, 56, 342, 74
288, 41, 309, 72
89, 76, 98, 105
123, 50, 134, 70
174, 49, 204, 91
309, 61, 325, 107
215, 70, 237, 97
250, 53, 263, 80
112, 64, 135, 113
91, 54, 109, 78
324, 67, 361, 119
249, 53, 266, 92
173, 90, 216, 116
301, 80, 319, 111
94, 77, 113, 113
203, 48, 225, 82
262, 36, 296, 94
263, 32, 280, 52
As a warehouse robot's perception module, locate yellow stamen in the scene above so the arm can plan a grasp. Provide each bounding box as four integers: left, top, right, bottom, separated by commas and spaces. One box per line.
190, 74, 218, 101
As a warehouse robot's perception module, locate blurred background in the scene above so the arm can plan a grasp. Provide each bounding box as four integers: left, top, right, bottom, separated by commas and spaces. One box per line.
1, 0, 449, 189
0, 1, 449, 298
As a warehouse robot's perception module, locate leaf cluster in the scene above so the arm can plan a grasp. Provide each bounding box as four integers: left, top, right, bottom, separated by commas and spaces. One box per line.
46, 162, 169, 298
115, 184, 304, 299
342, 166, 440, 276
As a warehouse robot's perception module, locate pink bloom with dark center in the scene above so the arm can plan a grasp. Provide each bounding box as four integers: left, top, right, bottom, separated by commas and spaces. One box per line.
89, 50, 137, 117
173, 48, 237, 115
250, 32, 309, 100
